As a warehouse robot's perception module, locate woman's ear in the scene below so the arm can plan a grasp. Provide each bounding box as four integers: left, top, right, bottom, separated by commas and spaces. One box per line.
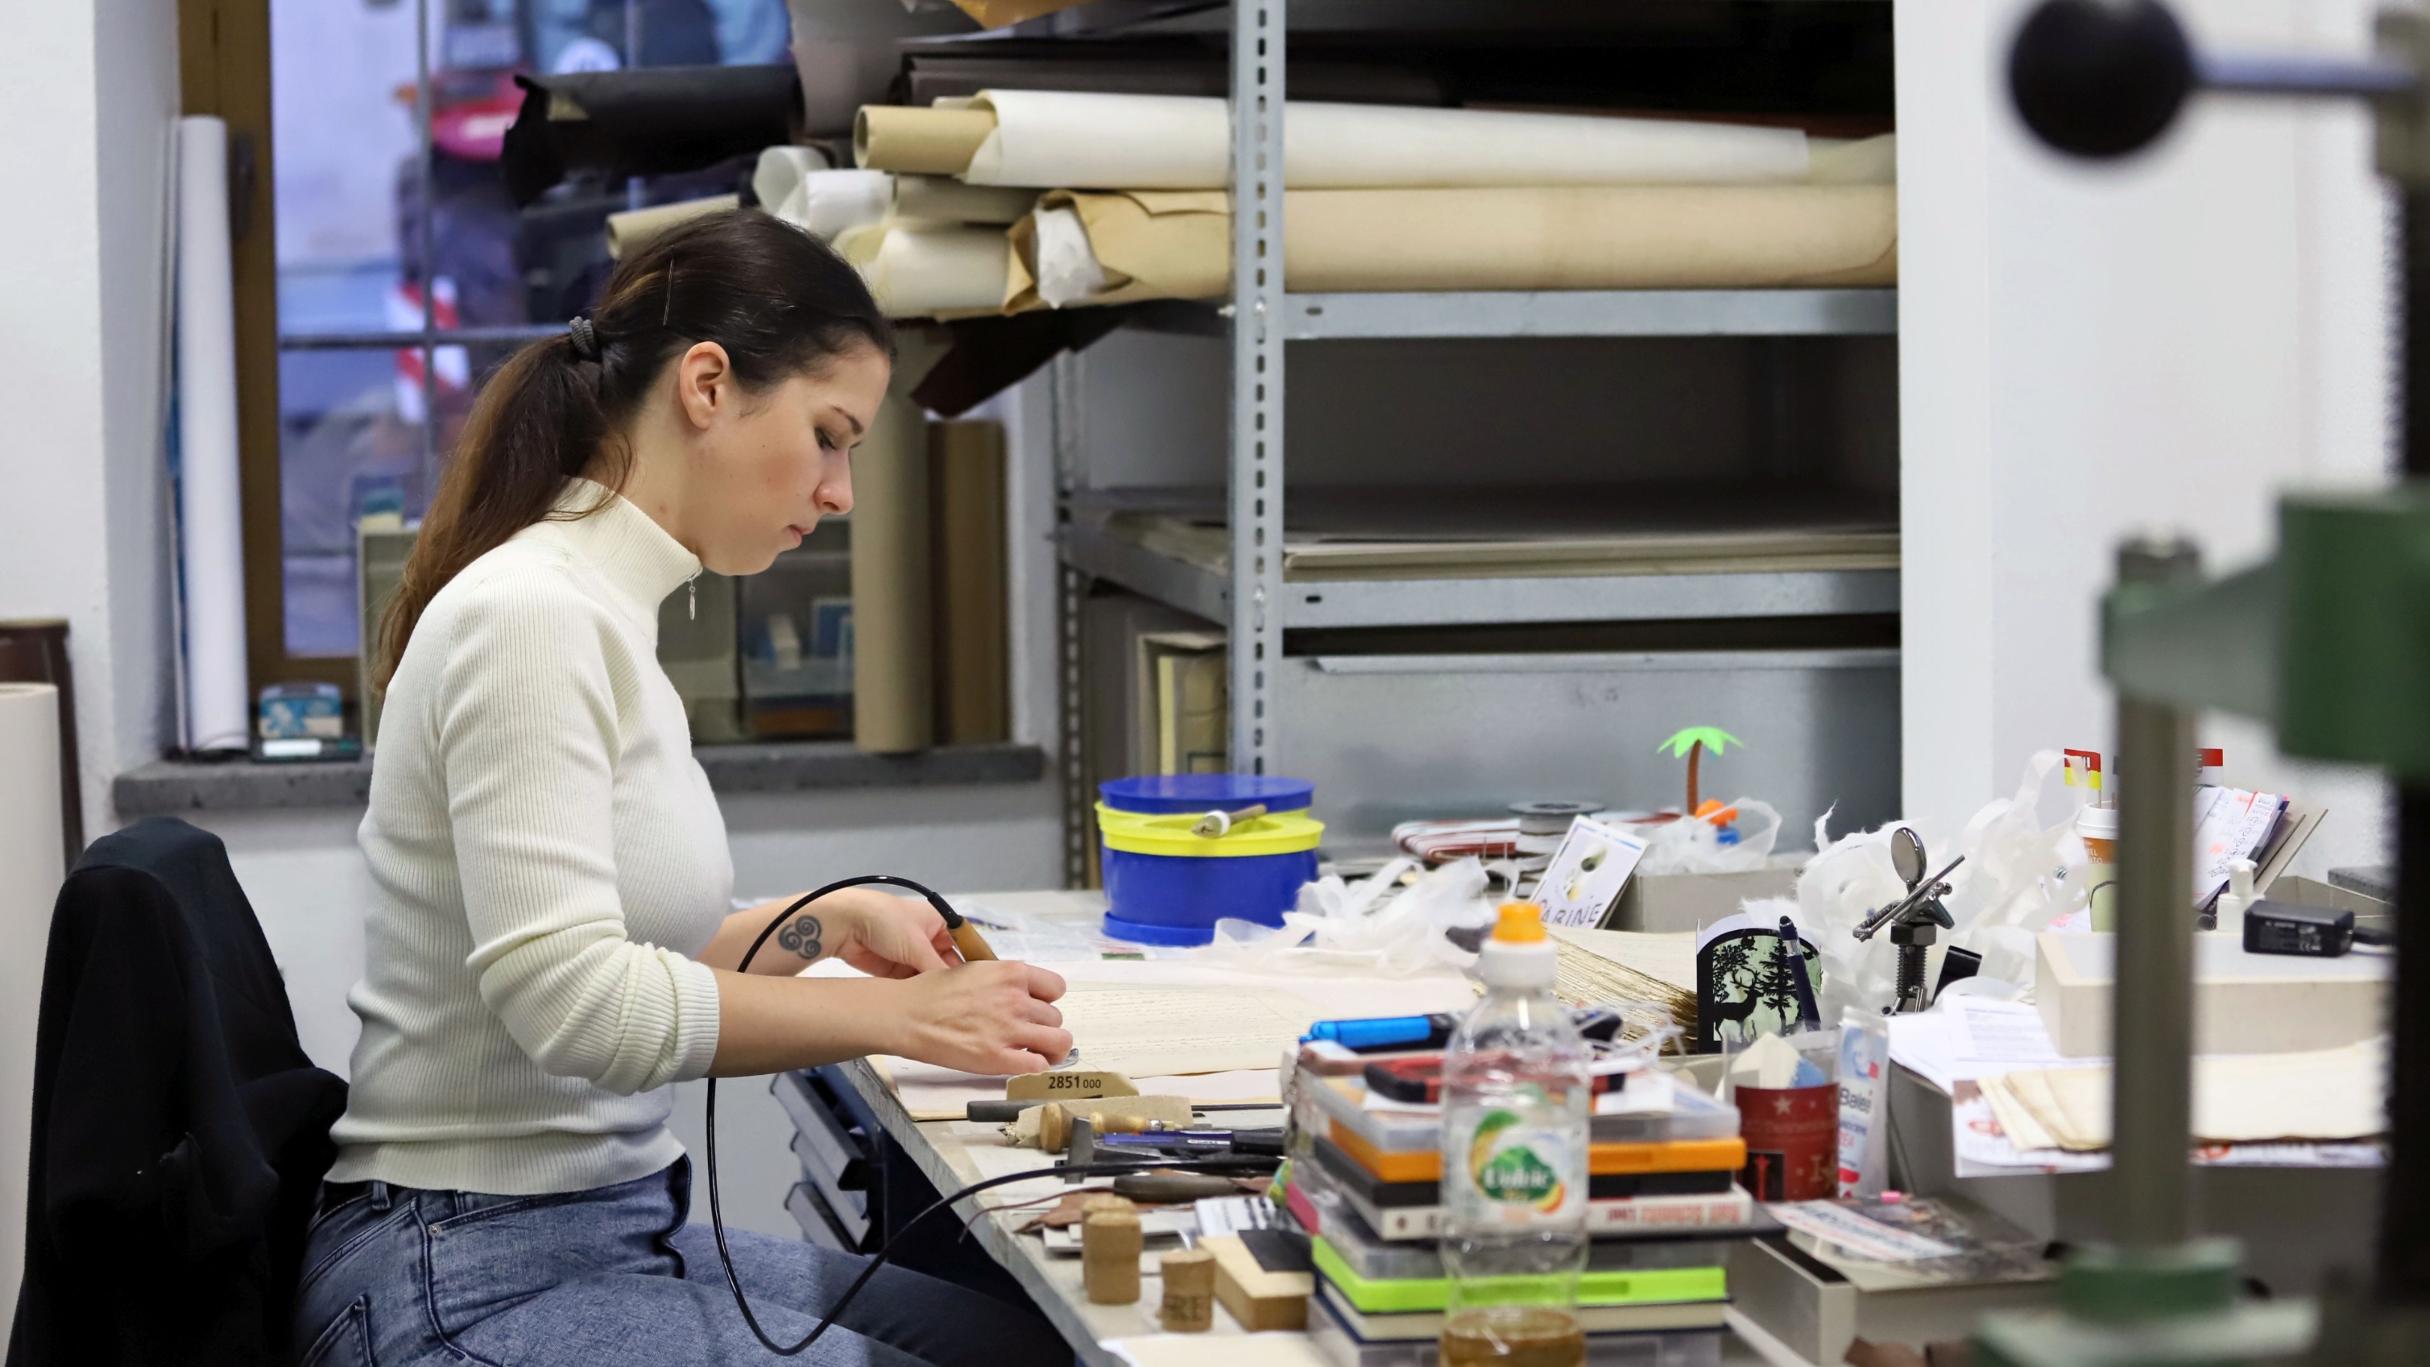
673, 341, 734, 430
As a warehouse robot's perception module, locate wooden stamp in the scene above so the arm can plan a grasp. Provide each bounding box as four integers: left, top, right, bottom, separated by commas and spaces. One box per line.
1081, 1204, 1143, 1305
1158, 1248, 1216, 1332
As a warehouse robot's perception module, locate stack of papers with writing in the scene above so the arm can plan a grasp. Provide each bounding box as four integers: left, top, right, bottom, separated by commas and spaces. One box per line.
1768, 1196, 2053, 1291
2193, 785, 2293, 909
847, 958, 1480, 1120
1885, 997, 2068, 1095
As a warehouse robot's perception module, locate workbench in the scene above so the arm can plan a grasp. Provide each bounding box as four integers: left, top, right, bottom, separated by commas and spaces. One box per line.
774, 892, 1817, 1367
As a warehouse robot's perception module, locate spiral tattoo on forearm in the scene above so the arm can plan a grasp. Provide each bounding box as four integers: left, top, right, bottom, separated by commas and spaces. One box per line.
776, 914, 822, 960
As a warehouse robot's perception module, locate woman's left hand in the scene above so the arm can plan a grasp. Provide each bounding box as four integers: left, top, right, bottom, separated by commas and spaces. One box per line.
826, 888, 959, 979
707, 887, 960, 977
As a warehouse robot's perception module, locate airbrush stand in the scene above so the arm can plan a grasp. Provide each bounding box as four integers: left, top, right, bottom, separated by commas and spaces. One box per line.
1850, 828, 1961, 1015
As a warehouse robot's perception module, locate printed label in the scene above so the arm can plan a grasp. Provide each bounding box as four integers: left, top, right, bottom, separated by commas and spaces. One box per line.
1465, 1110, 1579, 1216
1837, 1016, 1890, 1199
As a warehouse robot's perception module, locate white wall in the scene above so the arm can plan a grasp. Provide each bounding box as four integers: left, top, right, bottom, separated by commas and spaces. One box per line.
0, 0, 177, 842
1899, 0, 2394, 873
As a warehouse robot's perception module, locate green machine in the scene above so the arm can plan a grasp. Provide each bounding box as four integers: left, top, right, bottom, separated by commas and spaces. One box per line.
1979, 4, 2430, 1364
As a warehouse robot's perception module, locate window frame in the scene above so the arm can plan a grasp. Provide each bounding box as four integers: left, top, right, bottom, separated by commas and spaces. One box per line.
185, 0, 373, 704
185, 0, 768, 712
181, 0, 312, 706
182, 0, 557, 711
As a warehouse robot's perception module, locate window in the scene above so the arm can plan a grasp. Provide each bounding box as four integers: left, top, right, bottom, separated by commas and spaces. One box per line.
191, 0, 789, 698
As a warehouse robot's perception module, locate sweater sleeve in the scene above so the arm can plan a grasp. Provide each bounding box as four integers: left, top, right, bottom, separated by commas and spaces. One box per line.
435, 575, 722, 1095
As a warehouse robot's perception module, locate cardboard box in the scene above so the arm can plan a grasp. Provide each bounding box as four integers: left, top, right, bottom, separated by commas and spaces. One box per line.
2034, 930, 2387, 1058
1603, 861, 1802, 933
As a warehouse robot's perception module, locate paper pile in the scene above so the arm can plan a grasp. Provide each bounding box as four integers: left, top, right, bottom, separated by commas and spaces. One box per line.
857, 957, 1480, 1120
1979, 1039, 2387, 1152
1549, 926, 1697, 1041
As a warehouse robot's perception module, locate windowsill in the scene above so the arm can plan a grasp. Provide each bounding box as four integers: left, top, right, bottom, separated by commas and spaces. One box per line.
113, 741, 1049, 817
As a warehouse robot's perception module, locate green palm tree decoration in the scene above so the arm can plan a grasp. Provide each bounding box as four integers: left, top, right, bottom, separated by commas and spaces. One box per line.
1657, 727, 1743, 814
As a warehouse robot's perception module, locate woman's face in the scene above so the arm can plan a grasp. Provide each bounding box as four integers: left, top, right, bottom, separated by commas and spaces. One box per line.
685, 342, 892, 575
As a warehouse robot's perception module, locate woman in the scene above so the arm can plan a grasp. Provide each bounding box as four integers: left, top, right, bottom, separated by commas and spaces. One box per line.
292, 211, 1073, 1366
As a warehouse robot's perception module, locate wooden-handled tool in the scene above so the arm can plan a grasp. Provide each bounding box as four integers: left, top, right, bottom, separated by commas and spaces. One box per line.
935, 899, 997, 961
1035, 1098, 1195, 1152
1191, 804, 1268, 837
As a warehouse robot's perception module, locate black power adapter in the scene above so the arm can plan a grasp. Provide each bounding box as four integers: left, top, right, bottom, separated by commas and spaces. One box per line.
2242, 899, 2392, 957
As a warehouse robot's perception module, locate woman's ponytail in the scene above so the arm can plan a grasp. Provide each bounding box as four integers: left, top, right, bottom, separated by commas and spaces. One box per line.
372, 210, 890, 695
373, 331, 609, 692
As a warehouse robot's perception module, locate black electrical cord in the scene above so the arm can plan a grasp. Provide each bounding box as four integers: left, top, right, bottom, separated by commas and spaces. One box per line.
703, 877, 1282, 1357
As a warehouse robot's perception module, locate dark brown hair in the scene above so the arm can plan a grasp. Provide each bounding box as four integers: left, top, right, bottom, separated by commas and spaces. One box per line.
375, 209, 890, 692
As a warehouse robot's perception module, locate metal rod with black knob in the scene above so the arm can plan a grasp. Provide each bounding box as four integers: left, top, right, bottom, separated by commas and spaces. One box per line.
1995, 2, 2430, 1358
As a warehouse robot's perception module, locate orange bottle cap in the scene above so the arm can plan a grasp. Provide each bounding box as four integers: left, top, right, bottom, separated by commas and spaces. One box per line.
1494, 903, 1548, 944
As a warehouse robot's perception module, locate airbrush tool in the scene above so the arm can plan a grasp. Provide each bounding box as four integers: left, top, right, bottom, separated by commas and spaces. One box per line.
1851, 827, 1963, 1015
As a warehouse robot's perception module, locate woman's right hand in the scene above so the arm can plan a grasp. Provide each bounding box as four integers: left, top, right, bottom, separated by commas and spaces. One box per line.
889, 961, 1073, 1076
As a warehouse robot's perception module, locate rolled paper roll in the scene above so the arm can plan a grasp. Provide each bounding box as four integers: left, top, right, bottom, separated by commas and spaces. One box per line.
854, 104, 997, 175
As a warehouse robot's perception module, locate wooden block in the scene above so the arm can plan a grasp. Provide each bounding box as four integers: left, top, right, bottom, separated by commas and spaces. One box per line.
1082, 1208, 1143, 1305
1201, 1234, 1310, 1332
2034, 930, 2386, 1058
928, 419, 1010, 746
1007, 1070, 1137, 1103
1159, 1248, 1216, 1333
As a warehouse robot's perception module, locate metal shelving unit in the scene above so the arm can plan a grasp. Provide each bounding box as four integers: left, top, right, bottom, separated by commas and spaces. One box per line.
1128, 288, 1896, 341
1024, 0, 1885, 39
1058, 521, 1898, 630
1050, 0, 1899, 872
1280, 289, 1896, 341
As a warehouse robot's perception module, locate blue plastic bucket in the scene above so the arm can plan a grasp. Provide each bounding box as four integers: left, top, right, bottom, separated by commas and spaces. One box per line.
1097, 774, 1316, 818
1096, 797, 1324, 947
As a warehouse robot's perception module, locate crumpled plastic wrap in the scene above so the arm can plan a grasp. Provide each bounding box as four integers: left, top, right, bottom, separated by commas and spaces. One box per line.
1194, 856, 1492, 979
1633, 796, 1782, 876
1759, 750, 2088, 1024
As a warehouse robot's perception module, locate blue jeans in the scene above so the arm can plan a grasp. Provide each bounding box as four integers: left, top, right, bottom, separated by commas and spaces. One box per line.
290, 1157, 1070, 1366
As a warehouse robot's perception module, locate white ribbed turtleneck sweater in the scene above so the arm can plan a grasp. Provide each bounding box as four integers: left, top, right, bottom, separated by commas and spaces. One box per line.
328, 479, 731, 1196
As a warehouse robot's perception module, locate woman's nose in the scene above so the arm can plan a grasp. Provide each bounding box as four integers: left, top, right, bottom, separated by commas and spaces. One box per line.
818, 464, 853, 517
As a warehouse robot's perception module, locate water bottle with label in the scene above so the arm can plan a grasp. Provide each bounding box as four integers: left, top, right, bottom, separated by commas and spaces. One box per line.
1439, 903, 1590, 1367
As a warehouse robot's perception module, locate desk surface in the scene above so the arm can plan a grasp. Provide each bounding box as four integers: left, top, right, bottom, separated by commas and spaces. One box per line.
824, 892, 1810, 1367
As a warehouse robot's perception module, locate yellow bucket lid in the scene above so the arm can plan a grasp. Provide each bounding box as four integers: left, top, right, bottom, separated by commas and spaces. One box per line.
1097, 803, 1324, 858
1094, 801, 1310, 826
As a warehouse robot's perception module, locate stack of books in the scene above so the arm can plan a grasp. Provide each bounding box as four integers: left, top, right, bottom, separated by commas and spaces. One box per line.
1284, 1052, 1765, 1366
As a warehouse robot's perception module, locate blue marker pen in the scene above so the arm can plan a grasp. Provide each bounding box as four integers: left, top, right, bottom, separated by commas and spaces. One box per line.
1305, 1006, 1624, 1052
1301, 1013, 1459, 1053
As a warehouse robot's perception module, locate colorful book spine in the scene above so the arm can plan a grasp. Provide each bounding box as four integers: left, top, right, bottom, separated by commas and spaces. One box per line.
1304, 1148, 1760, 1243
1328, 1117, 1745, 1184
